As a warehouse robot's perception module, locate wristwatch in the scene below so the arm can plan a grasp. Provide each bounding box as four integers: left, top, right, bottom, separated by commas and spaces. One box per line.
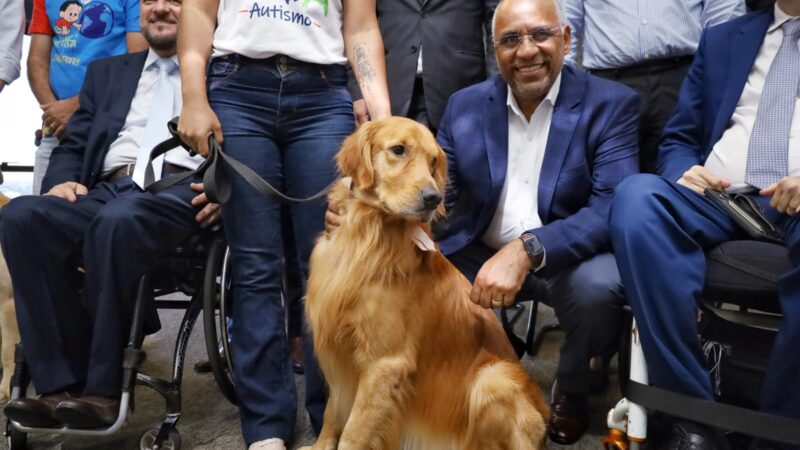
519, 232, 545, 269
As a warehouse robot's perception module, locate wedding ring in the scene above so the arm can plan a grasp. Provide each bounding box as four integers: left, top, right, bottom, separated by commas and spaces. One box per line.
491, 299, 502, 308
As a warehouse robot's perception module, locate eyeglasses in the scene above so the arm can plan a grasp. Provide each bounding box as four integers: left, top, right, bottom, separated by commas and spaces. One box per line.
494, 26, 562, 50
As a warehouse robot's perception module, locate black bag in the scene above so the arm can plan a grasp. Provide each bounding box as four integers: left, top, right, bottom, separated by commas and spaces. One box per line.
701, 310, 776, 409
704, 189, 784, 244
700, 241, 787, 408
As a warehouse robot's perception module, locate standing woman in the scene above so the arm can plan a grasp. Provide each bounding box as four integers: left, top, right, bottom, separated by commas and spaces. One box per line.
176, 0, 391, 448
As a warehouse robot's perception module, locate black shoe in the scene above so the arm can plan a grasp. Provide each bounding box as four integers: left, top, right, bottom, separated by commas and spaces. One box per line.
546, 381, 589, 445
663, 420, 731, 450
54, 395, 120, 429
4, 392, 75, 428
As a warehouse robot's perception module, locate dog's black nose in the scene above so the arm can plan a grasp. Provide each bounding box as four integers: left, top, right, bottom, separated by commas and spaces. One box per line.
421, 187, 443, 209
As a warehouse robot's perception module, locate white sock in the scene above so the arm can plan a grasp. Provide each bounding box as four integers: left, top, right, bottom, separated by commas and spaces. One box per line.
248, 438, 286, 450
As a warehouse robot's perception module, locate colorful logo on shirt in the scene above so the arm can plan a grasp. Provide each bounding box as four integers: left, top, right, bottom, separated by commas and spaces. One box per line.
77, 1, 114, 38
53, 0, 114, 38
54, 0, 82, 35
241, 0, 328, 27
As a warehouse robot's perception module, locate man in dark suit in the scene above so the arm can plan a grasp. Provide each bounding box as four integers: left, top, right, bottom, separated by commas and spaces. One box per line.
436, 0, 639, 444
350, 0, 498, 132
610, 3, 800, 448
0, 0, 218, 429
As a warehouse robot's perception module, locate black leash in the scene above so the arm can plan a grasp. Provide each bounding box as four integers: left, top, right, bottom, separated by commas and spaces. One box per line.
144, 117, 336, 204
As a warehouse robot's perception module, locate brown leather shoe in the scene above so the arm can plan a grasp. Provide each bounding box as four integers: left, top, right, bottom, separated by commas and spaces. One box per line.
54, 395, 120, 428
547, 381, 589, 445
4, 392, 76, 428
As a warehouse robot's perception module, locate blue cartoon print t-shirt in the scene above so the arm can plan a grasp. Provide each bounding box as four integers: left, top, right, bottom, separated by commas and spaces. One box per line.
29, 0, 140, 99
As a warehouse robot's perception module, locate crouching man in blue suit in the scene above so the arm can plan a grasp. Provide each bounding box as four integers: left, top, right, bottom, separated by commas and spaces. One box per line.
610, 2, 800, 449
436, 0, 639, 443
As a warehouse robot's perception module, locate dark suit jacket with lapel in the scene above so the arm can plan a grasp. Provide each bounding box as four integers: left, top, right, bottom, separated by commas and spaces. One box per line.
436, 65, 640, 273
657, 9, 773, 182
41, 51, 148, 193
350, 0, 498, 130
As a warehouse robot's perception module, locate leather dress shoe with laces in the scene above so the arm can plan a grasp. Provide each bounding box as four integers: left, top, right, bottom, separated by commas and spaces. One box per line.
664, 421, 731, 450
4, 392, 76, 428
547, 381, 589, 445
54, 395, 120, 428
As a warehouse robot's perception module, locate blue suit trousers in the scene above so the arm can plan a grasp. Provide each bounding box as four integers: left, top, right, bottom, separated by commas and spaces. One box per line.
610, 174, 800, 420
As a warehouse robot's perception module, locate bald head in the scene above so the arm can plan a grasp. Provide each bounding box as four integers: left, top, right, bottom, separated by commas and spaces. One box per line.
492, 0, 566, 38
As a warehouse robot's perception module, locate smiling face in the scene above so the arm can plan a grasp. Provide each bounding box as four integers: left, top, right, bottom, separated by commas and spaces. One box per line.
337, 117, 447, 223
493, 0, 570, 116
140, 0, 181, 52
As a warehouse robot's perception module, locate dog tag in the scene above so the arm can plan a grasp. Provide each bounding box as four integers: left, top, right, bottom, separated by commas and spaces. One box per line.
412, 226, 437, 252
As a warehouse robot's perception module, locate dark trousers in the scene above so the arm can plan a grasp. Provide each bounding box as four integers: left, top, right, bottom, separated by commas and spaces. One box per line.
591, 57, 691, 174
207, 54, 354, 445
610, 174, 800, 420
0, 176, 200, 397
447, 241, 626, 395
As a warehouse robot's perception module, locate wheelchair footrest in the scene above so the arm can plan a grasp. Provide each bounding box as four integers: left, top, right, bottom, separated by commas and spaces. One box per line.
626, 381, 800, 446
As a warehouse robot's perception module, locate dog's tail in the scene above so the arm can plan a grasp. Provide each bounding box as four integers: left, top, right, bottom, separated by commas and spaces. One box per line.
464, 360, 548, 450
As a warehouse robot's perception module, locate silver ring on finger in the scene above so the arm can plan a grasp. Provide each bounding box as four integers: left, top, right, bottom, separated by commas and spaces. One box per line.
491, 299, 502, 308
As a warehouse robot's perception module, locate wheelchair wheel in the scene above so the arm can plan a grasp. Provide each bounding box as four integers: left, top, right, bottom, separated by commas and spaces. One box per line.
6, 419, 26, 450
202, 239, 237, 404
139, 427, 181, 450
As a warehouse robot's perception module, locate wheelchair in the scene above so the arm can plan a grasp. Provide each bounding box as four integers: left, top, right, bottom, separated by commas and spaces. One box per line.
604, 240, 800, 450
4, 226, 237, 450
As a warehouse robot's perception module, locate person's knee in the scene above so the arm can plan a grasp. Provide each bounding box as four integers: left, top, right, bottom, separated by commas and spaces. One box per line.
566, 272, 625, 326
610, 174, 669, 235
87, 198, 148, 239
0, 196, 46, 244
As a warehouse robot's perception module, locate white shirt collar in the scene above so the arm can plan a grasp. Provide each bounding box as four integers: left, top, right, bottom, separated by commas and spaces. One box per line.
506, 71, 562, 122
768, 3, 798, 33
144, 48, 180, 71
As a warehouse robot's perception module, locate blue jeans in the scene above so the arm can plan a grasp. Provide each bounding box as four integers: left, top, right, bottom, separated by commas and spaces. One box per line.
207, 54, 355, 445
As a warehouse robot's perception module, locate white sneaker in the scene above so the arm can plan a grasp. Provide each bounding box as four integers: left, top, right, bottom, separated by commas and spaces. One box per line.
248, 438, 286, 450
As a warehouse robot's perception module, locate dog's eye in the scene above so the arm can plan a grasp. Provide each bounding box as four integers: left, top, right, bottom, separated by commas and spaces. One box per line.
390, 145, 406, 157
431, 157, 438, 169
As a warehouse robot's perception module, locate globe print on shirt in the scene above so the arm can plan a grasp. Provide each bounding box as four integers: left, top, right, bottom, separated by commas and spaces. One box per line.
78, 1, 114, 38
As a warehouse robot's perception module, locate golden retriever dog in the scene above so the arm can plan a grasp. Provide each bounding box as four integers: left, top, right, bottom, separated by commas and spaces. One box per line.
304, 117, 549, 450
0, 192, 19, 402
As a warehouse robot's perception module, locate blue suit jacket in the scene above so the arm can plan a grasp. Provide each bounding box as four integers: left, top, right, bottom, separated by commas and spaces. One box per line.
41, 51, 149, 193
436, 65, 640, 273
657, 9, 773, 182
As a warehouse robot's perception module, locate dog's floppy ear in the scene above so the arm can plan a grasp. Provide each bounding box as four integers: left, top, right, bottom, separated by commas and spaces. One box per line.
337, 122, 376, 189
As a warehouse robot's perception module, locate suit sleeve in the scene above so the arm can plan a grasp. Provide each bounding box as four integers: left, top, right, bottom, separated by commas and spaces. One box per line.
41, 61, 99, 192
656, 29, 708, 182
437, 99, 459, 214
529, 90, 640, 272
484, 0, 499, 77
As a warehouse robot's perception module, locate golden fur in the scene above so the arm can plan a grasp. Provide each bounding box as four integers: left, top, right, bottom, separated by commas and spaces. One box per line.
0, 192, 18, 402
304, 117, 549, 450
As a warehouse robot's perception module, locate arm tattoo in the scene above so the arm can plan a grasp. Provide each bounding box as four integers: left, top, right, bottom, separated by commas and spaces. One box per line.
354, 44, 376, 84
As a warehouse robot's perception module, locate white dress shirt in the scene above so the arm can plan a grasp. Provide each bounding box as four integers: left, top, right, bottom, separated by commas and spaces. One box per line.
704, 5, 800, 193
103, 49, 203, 175
482, 73, 562, 269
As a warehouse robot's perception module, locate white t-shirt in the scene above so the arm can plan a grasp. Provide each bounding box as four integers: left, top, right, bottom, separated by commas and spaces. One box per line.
212, 0, 347, 65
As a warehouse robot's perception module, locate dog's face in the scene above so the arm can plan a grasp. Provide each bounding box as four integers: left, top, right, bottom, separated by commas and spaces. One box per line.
337, 117, 447, 222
